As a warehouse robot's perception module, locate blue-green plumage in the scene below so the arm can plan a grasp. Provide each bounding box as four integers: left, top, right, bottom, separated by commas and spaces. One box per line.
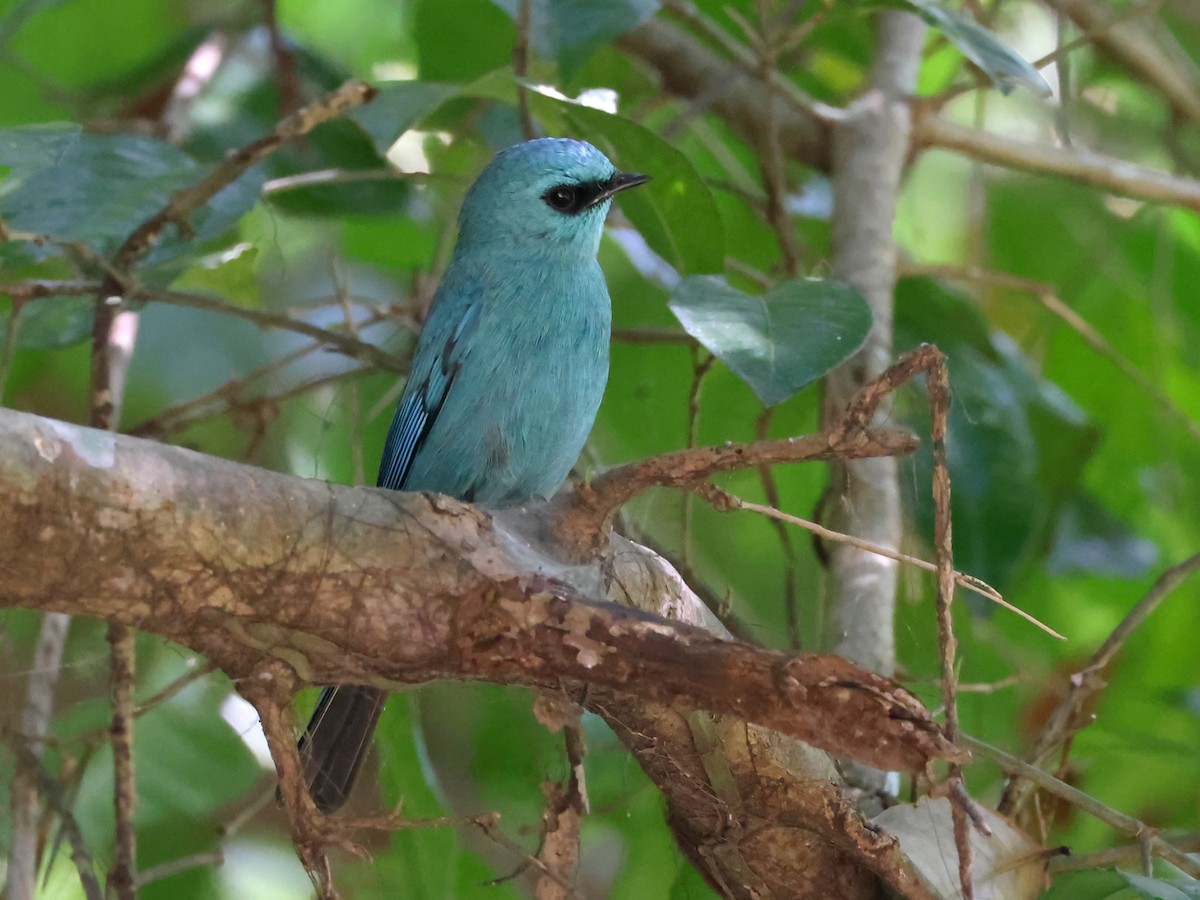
298, 138, 648, 813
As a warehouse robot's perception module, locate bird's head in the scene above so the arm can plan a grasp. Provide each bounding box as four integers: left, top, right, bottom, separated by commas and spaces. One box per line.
455, 138, 649, 256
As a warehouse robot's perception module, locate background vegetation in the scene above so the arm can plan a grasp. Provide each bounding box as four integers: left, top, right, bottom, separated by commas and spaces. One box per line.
0, 0, 1198, 897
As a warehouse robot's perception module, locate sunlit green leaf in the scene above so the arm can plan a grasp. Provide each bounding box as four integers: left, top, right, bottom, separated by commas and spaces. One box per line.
669, 275, 872, 406
1114, 870, 1200, 900
902, 0, 1052, 96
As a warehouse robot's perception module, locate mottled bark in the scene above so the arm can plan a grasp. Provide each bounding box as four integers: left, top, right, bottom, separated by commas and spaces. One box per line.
0, 405, 947, 898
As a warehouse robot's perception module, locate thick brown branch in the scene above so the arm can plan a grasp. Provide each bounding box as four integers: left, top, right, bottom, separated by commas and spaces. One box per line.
0, 406, 957, 777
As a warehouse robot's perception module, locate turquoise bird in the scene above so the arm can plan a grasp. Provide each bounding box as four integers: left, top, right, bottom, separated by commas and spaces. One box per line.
299, 138, 649, 813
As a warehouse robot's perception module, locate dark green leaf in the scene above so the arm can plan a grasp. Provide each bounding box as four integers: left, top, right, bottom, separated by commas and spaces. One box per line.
902, 0, 1052, 96
0, 129, 196, 252
350, 81, 461, 155
669, 275, 872, 406
1047, 494, 1158, 577
0, 127, 262, 264
0, 295, 94, 350
0, 122, 82, 170
896, 277, 1099, 592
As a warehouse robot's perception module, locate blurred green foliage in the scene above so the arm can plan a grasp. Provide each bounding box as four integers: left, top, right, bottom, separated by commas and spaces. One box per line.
1, 0, 1198, 897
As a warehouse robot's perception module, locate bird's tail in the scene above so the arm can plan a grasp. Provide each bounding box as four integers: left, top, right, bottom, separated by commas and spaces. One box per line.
297, 684, 387, 813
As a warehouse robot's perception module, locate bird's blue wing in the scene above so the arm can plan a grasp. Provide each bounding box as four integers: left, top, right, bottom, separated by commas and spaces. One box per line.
376, 285, 484, 491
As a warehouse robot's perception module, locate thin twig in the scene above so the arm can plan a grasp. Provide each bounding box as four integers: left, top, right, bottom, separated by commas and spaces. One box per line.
334, 262, 367, 485
750, 1, 804, 648
261, 0, 301, 116
1048, 835, 1200, 873
103, 81, 376, 286
513, 0, 537, 141
754, 0, 802, 275
7, 612, 72, 900
134, 661, 217, 716
611, 326, 695, 345
927, 351, 974, 900
559, 428, 918, 549
660, 0, 843, 124
966, 735, 1200, 880
1000, 552, 1200, 816
106, 624, 138, 900
10, 742, 104, 900
709, 493, 1060, 637
755, 409, 803, 649
917, 116, 1200, 214
1048, 0, 1200, 122
680, 351, 713, 581
0, 280, 404, 374
0, 295, 22, 402
91, 303, 141, 900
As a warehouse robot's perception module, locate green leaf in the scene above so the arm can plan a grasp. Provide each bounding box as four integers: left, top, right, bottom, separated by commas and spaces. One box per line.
489, 0, 660, 76
1047, 494, 1158, 578
541, 98, 724, 275
414, 0, 514, 82
0, 128, 196, 250
0, 295, 94, 350
1115, 870, 1200, 900
669, 275, 872, 406
902, 0, 1052, 96
0, 122, 82, 170
262, 118, 407, 217
350, 80, 462, 155
73, 678, 260, 848
896, 277, 1099, 591
0, 127, 262, 263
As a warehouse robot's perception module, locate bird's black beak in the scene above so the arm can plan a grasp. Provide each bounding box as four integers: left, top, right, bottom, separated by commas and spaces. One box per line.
600, 171, 651, 202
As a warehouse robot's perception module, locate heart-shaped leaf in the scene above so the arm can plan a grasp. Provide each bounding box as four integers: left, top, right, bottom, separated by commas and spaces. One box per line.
669, 276, 872, 406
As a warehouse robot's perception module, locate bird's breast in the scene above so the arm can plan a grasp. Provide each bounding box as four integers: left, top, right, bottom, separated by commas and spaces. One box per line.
404, 259, 612, 506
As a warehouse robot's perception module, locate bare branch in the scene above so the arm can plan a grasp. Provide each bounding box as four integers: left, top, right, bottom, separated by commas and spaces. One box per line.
618, 16, 1200, 215
0, 403, 963, 897
1048, 0, 1200, 122
105, 80, 376, 281
1000, 552, 1200, 818
916, 116, 1200, 213
7, 612, 72, 900
0, 280, 404, 374
967, 735, 1200, 880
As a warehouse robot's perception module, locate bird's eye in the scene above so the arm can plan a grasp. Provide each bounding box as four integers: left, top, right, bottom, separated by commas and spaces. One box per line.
543, 185, 577, 212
